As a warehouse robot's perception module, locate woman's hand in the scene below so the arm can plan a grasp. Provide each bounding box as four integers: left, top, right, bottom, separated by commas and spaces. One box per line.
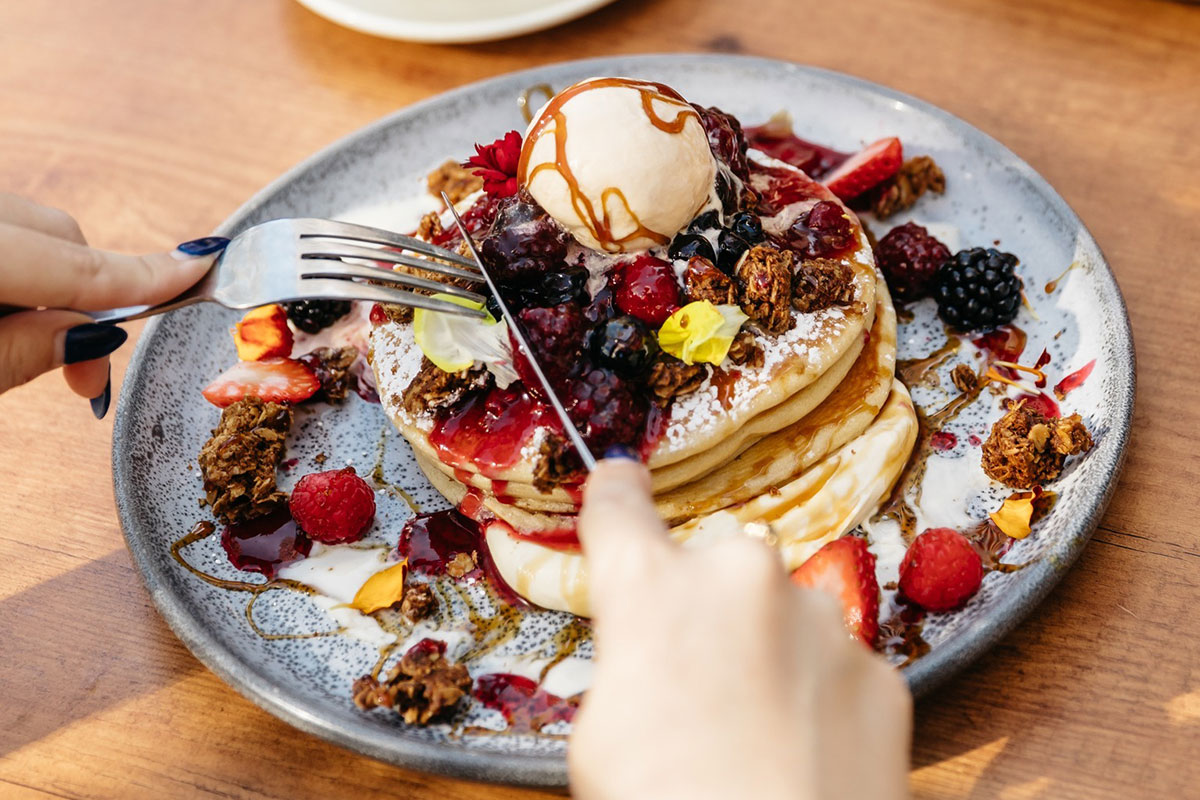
0, 193, 219, 414
570, 456, 912, 800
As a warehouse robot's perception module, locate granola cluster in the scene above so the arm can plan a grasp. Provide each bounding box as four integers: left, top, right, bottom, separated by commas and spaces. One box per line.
198, 397, 292, 524
352, 642, 471, 724
684, 256, 737, 305
736, 245, 794, 333
868, 156, 947, 218
792, 258, 855, 314
981, 402, 1093, 488
426, 160, 482, 206
401, 358, 492, 416
303, 346, 358, 403
533, 434, 582, 493
647, 355, 707, 400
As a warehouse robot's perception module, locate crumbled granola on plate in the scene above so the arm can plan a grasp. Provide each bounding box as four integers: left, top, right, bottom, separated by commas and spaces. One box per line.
352, 641, 471, 724
981, 402, 1093, 488
426, 159, 482, 206
198, 397, 292, 524
869, 155, 946, 219
950, 363, 979, 393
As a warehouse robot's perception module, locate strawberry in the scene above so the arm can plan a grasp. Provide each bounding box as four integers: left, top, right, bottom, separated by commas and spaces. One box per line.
898, 527, 984, 612
289, 466, 376, 544
201, 358, 319, 408
790, 536, 880, 645
821, 137, 903, 201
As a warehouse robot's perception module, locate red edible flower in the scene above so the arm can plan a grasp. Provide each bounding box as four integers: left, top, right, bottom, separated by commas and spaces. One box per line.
464, 130, 523, 198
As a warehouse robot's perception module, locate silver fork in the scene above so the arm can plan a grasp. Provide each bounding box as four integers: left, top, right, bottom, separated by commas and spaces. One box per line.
90, 218, 488, 324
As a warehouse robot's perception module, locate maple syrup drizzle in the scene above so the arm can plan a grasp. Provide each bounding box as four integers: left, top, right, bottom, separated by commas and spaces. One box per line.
897, 327, 960, 388
1044, 261, 1080, 294
518, 78, 700, 252
171, 521, 347, 640
372, 427, 421, 514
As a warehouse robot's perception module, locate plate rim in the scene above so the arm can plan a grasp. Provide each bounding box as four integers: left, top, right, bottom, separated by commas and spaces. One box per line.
112, 52, 1136, 786
292, 0, 618, 43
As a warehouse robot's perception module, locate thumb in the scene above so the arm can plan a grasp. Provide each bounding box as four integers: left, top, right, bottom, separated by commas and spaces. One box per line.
578, 455, 673, 594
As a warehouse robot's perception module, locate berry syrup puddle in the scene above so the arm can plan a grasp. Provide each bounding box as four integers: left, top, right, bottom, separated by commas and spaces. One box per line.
170, 187, 1102, 739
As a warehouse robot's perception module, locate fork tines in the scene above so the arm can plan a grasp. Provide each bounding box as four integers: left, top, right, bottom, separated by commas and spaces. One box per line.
293, 218, 488, 319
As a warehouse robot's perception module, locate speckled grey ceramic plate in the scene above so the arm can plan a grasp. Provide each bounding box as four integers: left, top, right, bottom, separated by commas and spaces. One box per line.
113, 54, 1134, 787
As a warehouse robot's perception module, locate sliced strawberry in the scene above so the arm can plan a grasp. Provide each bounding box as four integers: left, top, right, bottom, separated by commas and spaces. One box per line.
202, 358, 319, 408
790, 536, 880, 645
821, 137, 903, 201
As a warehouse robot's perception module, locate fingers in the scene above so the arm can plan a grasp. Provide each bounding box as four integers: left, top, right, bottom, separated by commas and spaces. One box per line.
0, 193, 87, 244
0, 223, 216, 310
0, 310, 125, 395
578, 457, 673, 589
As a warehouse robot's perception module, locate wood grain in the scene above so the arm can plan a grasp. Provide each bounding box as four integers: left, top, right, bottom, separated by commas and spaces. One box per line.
1, 0, 1197, 797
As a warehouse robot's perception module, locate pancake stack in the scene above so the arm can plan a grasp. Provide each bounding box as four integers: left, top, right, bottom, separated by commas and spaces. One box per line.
369, 79, 918, 616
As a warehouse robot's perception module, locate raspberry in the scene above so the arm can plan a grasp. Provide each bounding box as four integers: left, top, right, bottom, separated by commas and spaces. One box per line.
784, 200, 855, 259
479, 194, 570, 284
510, 303, 586, 399
875, 222, 951, 301
898, 527, 984, 612
288, 467, 376, 544
566, 367, 646, 450
933, 248, 1022, 330
615, 255, 681, 326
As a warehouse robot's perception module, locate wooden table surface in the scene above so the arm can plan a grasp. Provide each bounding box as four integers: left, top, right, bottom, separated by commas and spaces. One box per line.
2, 0, 1198, 797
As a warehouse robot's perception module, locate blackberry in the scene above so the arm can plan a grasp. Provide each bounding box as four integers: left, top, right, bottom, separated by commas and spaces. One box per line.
286, 299, 352, 333
933, 248, 1022, 330
566, 367, 646, 450
590, 315, 659, 378
876, 222, 951, 301
478, 194, 569, 283
668, 232, 716, 263
510, 303, 586, 399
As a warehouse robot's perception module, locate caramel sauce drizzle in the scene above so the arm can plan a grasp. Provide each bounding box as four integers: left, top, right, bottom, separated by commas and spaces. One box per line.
170, 521, 348, 640
518, 78, 699, 252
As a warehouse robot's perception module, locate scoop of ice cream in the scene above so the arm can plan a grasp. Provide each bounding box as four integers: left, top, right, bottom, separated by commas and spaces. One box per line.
518, 77, 717, 253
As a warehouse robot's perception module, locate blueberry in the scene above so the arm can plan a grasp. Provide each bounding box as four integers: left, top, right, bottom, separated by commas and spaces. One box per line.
688, 210, 721, 233
518, 265, 588, 308
589, 315, 659, 378
668, 233, 717, 263
716, 230, 750, 273
729, 211, 764, 244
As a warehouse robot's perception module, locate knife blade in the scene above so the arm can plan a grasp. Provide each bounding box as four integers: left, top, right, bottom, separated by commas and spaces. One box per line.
441, 193, 598, 472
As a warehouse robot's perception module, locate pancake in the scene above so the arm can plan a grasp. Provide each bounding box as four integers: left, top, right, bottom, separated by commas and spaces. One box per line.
369, 155, 877, 487
425, 276, 895, 517
475, 382, 919, 616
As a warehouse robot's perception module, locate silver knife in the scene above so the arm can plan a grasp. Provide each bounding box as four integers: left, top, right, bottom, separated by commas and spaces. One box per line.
442, 193, 598, 472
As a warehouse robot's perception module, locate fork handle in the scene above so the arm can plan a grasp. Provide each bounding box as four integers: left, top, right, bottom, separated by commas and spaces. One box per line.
87, 291, 209, 324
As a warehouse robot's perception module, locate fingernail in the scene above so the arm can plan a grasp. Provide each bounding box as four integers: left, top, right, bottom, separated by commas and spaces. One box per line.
173, 236, 229, 259
603, 445, 638, 461
64, 323, 127, 364
91, 364, 112, 420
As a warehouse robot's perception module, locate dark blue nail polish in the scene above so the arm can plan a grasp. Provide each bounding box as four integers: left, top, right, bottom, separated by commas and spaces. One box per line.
175, 236, 229, 256
91, 364, 112, 420
603, 445, 638, 461
64, 323, 127, 364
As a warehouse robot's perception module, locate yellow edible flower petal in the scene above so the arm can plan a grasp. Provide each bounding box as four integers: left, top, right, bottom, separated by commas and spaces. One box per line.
348, 561, 408, 614
657, 301, 748, 365
989, 492, 1035, 539
413, 293, 499, 373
